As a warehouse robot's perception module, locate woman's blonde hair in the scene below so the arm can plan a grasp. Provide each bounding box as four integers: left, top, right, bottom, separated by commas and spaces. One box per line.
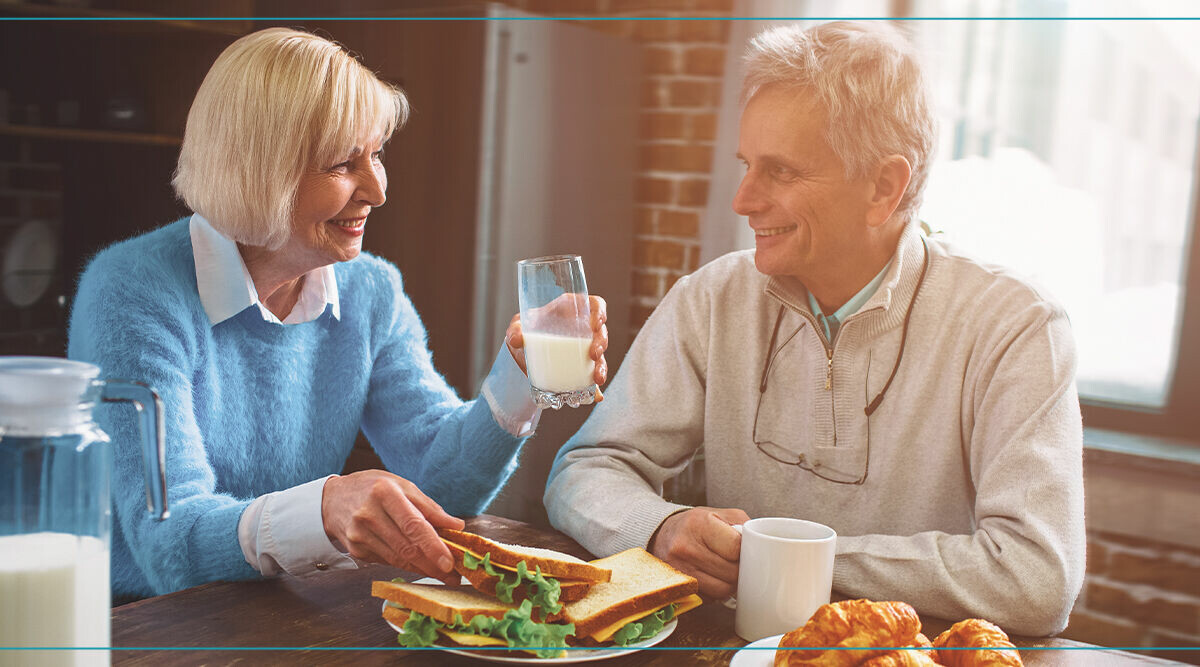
173, 27, 408, 249
742, 22, 936, 224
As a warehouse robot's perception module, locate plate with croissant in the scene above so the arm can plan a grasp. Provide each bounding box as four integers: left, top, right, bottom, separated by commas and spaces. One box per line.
730, 599, 1023, 666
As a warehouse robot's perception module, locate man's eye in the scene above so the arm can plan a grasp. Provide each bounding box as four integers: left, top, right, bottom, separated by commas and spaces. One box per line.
770, 165, 798, 181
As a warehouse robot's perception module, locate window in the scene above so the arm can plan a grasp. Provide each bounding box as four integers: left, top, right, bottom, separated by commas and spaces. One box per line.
910, 2, 1200, 414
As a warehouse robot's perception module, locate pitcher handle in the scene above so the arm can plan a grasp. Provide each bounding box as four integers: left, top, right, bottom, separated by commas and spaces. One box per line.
102, 380, 169, 520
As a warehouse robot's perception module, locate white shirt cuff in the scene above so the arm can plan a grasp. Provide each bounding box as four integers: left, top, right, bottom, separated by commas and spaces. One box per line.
481, 343, 541, 437
237, 475, 358, 576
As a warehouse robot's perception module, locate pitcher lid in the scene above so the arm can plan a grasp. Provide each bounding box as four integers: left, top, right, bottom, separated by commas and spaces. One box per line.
0, 357, 102, 434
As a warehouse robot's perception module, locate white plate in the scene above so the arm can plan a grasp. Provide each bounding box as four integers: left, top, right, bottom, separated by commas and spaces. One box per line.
382, 577, 677, 664
729, 634, 784, 667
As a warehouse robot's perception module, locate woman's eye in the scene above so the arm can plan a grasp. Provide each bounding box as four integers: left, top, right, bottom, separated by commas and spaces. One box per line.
372, 149, 386, 162
328, 161, 351, 172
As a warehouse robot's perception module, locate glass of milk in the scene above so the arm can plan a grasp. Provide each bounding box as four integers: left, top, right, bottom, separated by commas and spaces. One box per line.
517, 255, 597, 409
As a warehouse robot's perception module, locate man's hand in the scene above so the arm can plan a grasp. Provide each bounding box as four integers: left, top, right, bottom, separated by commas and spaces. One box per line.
505, 294, 609, 398
649, 506, 750, 598
321, 470, 465, 583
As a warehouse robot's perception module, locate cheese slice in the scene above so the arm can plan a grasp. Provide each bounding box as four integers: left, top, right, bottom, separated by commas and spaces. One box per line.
443, 540, 528, 576
439, 628, 507, 646
590, 593, 704, 643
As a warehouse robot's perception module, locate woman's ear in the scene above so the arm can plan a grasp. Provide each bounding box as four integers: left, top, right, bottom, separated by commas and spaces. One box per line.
866, 155, 912, 228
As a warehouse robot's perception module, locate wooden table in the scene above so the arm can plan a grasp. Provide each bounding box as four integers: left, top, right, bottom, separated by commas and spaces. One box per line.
111, 514, 1181, 666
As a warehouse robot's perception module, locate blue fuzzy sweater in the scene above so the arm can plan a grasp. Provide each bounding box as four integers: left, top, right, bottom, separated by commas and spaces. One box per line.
68, 218, 525, 599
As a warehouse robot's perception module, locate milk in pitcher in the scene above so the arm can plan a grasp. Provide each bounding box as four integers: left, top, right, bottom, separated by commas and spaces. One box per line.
0, 532, 110, 667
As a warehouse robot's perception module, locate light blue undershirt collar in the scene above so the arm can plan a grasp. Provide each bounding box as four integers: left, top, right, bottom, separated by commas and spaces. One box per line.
189, 214, 341, 326
807, 260, 892, 342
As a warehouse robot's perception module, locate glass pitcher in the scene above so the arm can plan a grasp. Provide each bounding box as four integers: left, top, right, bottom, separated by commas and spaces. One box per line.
0, 357, 168, 667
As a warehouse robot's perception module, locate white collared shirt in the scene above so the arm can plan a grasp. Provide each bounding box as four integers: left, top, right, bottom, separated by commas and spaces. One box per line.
190, 213, 340, 326
188, 214, 539, 576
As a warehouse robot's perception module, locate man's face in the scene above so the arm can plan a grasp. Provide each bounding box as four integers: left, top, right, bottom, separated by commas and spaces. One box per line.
733, 86, 873, 284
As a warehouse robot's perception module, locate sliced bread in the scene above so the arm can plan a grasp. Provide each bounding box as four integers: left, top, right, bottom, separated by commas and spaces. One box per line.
438, 528, 612, 583
371, 581, 512, 626
561, 548, 700, 639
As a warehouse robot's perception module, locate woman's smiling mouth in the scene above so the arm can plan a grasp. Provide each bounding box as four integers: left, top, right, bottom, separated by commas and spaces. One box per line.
330, 217, 366, 229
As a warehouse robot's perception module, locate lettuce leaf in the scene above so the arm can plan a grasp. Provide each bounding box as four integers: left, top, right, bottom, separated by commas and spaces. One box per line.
395, 609, 441, 648
390, 599, 575, 659
484, 599, 576, 659
460, 551, 564, 619
610, 603, 677, 647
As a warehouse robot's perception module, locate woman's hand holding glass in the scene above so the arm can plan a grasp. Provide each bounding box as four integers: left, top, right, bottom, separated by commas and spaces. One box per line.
320, 470, 464, 583
504, 294, 609, 401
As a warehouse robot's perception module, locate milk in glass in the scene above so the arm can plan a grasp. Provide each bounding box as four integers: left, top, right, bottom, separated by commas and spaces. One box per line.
523, 331, 595, 393
0, 532, 110, 667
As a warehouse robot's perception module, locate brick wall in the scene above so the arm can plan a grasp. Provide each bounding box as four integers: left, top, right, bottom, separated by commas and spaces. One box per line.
501, 0, 733, 335
1063, 531, 1200, 663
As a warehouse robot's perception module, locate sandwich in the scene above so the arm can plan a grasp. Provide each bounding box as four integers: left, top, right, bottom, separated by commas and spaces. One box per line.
436, 528, 612, 620
371, 534, 703, 659
373, 580, 576, 658
560, 546, 703, 645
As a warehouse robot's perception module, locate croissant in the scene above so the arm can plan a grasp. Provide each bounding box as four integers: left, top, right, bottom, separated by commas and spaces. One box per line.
932, 618, 1023, 666
859, 651, 940, 667
774, 599, 923, 667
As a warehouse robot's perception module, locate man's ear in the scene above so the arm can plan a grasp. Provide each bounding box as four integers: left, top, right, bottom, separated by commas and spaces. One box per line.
866, 155, 912, 228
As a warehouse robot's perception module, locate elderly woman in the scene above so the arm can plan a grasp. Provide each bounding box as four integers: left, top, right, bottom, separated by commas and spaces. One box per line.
67, 28, 608, 601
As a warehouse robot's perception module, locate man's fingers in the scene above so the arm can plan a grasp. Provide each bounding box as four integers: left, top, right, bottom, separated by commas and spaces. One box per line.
656, 517, 740, 584
664, 547, 738, 599
701, 511, 743, 562
693, 570, 737, 599
710, 507, 752, 526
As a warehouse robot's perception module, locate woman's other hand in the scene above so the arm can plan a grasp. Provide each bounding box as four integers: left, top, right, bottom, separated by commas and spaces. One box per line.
320, 470, 465, 583
505, 295, 609, 398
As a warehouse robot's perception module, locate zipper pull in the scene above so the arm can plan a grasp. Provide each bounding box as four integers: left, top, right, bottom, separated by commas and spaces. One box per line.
825, 354, 833, 390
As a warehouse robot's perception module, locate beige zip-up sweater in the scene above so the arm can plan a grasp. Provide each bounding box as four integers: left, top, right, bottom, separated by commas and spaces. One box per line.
545, 223, 1085, 636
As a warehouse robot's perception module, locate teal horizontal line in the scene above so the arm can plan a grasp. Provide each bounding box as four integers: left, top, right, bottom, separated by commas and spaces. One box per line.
0, 16, 1197, 21
1, 646, 1196, 651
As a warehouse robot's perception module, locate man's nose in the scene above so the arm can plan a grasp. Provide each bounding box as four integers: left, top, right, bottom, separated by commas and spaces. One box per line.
732, 172, 765, 216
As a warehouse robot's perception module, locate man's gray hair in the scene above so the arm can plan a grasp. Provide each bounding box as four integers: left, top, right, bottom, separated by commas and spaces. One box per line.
742, 21, 936, 223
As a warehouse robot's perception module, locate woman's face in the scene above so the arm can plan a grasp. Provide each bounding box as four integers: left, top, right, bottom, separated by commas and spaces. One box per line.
288, 140, 387, 267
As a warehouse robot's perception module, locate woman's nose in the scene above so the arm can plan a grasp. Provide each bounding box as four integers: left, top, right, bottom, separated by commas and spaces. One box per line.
356, 166, 387, 207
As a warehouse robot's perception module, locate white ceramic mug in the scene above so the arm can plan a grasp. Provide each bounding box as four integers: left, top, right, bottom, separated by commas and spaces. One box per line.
733, 517, 836, 642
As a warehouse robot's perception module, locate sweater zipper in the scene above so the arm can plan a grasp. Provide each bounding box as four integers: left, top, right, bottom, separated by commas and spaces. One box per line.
789, 306, 838, 446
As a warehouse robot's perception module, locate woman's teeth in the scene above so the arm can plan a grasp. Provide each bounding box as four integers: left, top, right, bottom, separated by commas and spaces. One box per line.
332, 218, 365, 229
756, 225, 797, 237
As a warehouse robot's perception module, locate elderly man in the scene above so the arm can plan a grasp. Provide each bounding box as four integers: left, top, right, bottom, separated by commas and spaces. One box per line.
544, 21, 1085, 636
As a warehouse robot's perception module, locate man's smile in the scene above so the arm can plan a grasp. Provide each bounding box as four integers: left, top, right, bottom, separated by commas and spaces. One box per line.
754, 224, 798, 237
